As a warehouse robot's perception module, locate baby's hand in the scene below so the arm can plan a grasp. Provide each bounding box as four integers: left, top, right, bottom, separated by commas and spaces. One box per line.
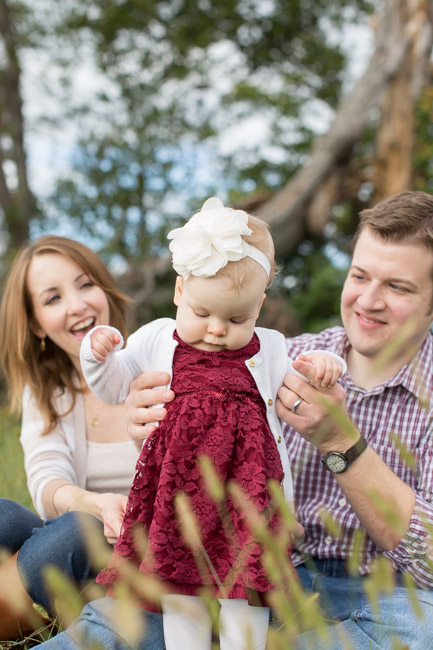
295, 353, 343, 389
90, 328, 121, 362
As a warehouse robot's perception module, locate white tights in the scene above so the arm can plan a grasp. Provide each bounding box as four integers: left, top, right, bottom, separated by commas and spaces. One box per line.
161, 594, 269, 650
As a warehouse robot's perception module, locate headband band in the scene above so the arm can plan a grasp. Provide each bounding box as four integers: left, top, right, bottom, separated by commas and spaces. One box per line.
167, 197, 271, 280
243, 243, 271, 278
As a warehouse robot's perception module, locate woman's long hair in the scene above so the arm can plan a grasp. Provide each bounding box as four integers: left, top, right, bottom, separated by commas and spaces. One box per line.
0, 236, 131, 434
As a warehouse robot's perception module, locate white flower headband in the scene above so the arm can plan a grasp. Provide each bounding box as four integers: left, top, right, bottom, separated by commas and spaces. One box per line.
167, 197, 271, 280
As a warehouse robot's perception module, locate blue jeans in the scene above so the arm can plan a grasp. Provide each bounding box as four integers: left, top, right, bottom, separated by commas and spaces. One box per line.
37, 559, 433, 649
292, 560, 433, 649
34, 597, 165, 650
0, 498, 108, 614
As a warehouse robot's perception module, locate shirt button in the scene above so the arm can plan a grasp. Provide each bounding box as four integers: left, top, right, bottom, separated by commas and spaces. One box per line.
324, 536, 332, 545
249, 360, 255, 367
268, 398, 273, 406
278, 436, 282, 443
338, 498, 347, 507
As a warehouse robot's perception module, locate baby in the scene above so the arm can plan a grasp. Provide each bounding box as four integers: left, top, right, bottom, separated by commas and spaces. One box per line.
80, 197, 345, 650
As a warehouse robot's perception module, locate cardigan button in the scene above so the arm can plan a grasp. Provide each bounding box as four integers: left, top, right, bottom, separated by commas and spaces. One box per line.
278, 436, 282, 443
249, 360, 255, 367
267, 398, 273, 406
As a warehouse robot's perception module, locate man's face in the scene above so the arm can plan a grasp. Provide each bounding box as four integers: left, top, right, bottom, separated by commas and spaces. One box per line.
341, 228, 433, 369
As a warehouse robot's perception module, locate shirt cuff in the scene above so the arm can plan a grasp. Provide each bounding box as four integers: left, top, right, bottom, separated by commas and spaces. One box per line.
384, 495, 433, 588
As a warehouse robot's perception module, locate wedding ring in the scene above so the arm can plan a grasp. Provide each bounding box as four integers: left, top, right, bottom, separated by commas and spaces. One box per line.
290, 397, 303, 414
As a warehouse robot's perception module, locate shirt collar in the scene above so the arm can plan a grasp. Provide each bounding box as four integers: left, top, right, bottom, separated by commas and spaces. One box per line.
394, 333, 433, 402
340, 332, 433, 401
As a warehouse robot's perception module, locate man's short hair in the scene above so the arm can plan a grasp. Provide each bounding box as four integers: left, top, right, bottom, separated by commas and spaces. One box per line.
353, 191, 433, 252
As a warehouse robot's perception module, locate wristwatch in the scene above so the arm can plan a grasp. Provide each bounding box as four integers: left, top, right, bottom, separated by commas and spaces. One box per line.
321, 436, 367, 474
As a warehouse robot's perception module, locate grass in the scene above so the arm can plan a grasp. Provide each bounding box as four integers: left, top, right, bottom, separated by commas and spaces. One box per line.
0, 413, 326, 648
0, 408, 423, 649
0, 408, 61, 648
0, 408, 33, 510
0, 621, 61, 650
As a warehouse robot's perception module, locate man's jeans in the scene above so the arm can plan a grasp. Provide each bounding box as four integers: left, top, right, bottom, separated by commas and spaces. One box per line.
37, 558, 433, 649
293, 560, 433, 649
0, 498, 106, 614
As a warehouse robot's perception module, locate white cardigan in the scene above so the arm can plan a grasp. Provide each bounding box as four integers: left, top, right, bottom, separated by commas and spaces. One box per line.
20, 386, 137, 519
20, 386, 89, 519
81, 318, 310, 503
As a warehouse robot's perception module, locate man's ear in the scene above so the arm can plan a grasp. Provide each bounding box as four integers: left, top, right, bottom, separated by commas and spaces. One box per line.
173, 276, 184, 306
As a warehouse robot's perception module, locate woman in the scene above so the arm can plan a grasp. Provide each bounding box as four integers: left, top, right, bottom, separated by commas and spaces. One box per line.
0, 235, 173, 639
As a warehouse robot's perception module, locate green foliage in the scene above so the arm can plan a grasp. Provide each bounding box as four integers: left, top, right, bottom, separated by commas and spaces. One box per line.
0, 0, 380, 332
277, 239, 348, 333
40, 0, 374, 267
414, 86, 433, 194
0, 408, 33, 509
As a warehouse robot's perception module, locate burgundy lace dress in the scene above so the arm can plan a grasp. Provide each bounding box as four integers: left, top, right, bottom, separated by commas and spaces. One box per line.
97, 331, 289, 609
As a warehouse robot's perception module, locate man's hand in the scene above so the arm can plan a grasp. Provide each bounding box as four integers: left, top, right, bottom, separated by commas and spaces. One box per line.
125, 371, 175, 447
276, 368, 353, 453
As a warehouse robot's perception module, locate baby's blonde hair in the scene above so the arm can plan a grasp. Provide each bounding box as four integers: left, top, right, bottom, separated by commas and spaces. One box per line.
217, 214, 276, 290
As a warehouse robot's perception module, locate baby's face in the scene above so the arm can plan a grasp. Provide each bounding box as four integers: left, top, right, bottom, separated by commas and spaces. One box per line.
173, 274, 266, 352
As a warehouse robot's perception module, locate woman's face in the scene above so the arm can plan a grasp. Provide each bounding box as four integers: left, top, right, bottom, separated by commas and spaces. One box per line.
27, 252, 110, 367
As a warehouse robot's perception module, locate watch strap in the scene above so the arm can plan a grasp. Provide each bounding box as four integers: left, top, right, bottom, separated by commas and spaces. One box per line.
322, 436, 368, 473
344, 436, 368, 465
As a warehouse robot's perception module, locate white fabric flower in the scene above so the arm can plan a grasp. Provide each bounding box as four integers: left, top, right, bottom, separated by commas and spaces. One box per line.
167, 197, 252, 278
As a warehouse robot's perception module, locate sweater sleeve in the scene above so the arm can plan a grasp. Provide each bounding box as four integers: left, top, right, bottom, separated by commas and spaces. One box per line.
80, 325, 153, 404
20, 388, 80, 519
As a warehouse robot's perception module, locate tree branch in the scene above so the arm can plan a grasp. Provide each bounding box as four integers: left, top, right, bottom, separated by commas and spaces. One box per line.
257, 0, 432, 259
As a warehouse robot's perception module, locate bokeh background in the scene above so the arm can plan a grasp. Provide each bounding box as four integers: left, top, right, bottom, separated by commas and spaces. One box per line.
0, 0, 432, 358
0, 3, 432, 638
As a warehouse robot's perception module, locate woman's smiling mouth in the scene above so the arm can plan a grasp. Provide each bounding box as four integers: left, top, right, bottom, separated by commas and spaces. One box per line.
70, 317, 96, 337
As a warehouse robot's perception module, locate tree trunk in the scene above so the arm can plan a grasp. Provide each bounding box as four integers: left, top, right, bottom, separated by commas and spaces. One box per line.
256, 0, 433, 260
374, 0, 433, 201
0, 0, 33, 250
123, 1, 433, 322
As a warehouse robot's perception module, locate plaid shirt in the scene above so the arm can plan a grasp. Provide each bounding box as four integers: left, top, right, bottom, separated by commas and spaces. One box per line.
284, 327, 433, 588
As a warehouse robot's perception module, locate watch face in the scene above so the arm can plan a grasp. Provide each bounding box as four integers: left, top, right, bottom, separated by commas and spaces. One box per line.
325, 452, 347, 473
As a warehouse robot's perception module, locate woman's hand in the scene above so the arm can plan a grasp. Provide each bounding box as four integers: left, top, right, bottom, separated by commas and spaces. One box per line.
57, 487, 128, 545
98, 492, 128, 544
125, 371, 175, 447
289, 519, 305, 549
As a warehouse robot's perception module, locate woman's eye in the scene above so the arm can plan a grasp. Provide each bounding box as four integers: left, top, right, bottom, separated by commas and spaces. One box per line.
80, 281, 94, 290
46, 294, 60, 305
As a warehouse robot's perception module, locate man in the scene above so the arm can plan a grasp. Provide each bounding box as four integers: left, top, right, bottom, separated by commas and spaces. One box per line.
275, 190, 433, 648
39, 191, 433, 649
